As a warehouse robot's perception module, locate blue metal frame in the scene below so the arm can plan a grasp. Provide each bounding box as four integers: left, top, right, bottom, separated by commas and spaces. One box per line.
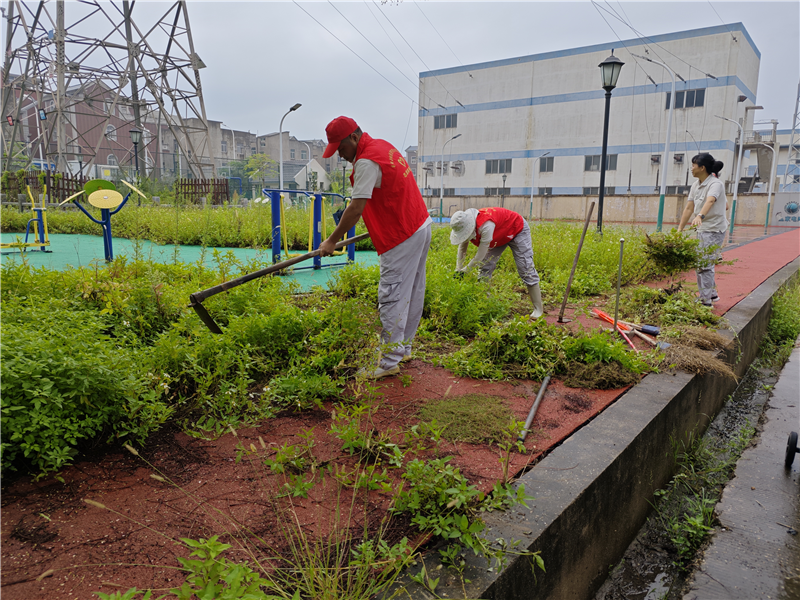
264, 188, 357, 270
71, 192, 132, 261
22, 206, 51, 252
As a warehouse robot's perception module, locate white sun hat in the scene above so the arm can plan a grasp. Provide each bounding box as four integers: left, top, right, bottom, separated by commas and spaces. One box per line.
449, 208, 478, 245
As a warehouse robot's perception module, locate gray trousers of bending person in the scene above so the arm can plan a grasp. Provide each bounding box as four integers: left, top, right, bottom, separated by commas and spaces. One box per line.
478, 220, 540, 286
696, 230, 725, 304
378, 223, 432, 369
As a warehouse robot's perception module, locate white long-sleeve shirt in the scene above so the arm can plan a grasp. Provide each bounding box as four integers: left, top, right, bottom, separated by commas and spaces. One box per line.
456, 220, 495, 272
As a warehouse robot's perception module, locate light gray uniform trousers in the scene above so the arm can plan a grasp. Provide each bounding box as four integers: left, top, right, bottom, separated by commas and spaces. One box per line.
696, 230, 725, 303
478, 220, 540, 286
378, 223, 432, 369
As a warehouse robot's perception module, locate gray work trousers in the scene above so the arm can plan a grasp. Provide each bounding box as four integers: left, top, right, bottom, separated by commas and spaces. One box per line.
478, 220, 540, 286
696, 230, 725, 303
378, 223, 432, 369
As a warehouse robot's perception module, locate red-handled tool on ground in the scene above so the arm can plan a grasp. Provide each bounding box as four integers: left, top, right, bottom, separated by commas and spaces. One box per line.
591, 308, 639, 353
189, 233, 370, 334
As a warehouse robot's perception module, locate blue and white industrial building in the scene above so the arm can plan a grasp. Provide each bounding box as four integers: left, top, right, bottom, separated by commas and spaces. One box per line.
417, 22, 795, 201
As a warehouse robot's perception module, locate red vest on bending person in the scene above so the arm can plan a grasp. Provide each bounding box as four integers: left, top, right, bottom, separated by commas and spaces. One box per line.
472, 207, 524, 248
349, 132, 429, 255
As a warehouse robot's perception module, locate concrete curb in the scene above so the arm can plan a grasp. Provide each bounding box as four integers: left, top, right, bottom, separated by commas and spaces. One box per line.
394, 257, 799, 600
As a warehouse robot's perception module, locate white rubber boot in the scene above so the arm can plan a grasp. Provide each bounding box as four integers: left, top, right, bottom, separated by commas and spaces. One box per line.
527, 283, 544, 319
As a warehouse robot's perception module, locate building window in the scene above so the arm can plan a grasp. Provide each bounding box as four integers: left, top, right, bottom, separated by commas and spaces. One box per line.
484, 187, 510, 196
301, 149, 307, 160
666, 88, 705, 109
107, 154, 118, 166
236, 144, 242, 156
584, 154, 617, 172
251, 147, 256, 154
539, 156, 554, 172
434, 114, 458, 129
410, 155, 417, 164
582, 186, 615, 195
105, 125, 116, 141
290, 149, 295, 159
485, 159, 512, 174
104, 100, 113, 115
221, 140, 227, 153
538, 187, 552, 195
666, 185, 691, 195
260, 140, 266, 146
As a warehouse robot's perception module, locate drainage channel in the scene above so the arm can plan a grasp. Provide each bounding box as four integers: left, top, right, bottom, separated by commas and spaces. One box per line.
593, 361, 779, 600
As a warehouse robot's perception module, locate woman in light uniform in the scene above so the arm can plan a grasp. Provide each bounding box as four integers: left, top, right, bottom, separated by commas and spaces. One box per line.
677, 152, 728, 306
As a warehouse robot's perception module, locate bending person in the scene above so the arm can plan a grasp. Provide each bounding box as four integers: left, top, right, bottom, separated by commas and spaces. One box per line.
318, 116, 432, 379
449, 207, 544, 318
677, 152, 728, 306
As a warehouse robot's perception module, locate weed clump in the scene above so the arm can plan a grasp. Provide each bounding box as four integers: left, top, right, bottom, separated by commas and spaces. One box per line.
561, 361, 642, 389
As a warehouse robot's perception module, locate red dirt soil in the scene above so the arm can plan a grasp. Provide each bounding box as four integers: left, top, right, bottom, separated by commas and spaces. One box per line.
1, 361, 627, 600
2, 228, 798, 599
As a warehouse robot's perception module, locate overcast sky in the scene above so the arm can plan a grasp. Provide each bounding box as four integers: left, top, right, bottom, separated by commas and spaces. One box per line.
10, 1, 800, 151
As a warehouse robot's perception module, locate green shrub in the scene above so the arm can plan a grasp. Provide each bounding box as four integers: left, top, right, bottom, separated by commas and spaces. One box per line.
0, 304, 170, 475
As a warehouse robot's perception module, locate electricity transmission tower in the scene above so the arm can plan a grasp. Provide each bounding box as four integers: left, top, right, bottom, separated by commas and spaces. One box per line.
1, 0, 215, 178
783, 80, 800, 191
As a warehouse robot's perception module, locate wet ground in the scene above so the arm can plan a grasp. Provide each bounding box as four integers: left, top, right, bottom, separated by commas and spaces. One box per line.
594, 344, 799, 600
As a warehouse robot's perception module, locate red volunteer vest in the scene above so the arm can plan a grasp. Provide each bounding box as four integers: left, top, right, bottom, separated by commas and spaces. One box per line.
472, 207, 524, 248
350, 133, 429, 255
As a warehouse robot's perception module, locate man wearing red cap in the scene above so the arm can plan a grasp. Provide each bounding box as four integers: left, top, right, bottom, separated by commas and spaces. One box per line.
318, 116, 432, 379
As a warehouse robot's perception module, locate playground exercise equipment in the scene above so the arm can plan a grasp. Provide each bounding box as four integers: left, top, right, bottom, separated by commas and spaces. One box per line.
265, 189, 358, 270
59, 179, 146, 261
189, 232, 370, 334
0, 183, 52, 254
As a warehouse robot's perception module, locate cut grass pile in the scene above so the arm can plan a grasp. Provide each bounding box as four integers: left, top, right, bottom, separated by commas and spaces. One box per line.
417, 394, 516, 444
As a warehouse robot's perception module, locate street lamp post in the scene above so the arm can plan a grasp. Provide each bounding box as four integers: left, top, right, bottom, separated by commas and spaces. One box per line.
302, 141, 312, 191
222, 123, 235, 177
596, 50, 624, 235
631, 53, 674, 231
439, 133, 461, 220
77, 149, 83, 178
501, 173, 507, 208
757, 142, 777, 234
279, 103, 302, 191
716, 108, 761, 238
130, 128, 142, 206
529, 151, 551, 219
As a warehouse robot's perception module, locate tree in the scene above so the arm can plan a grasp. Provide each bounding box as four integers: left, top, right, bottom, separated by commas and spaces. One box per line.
245, 153, 278, 182
327, 164, 352, 196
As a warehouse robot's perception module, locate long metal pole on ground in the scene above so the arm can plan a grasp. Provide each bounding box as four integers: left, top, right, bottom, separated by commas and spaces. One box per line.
613, 238, 624, 332
519, 374, 552, 442
557, 201, 596, 323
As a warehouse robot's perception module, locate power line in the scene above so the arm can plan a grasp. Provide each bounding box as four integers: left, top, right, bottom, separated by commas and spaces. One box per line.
291, 1, 418, 106
327, 2, 443, 112
596, 1, 719, 80
327, 2, 419, 91
707, 1, 738, 42
370, 0, 462, 109
413, 1, 473, 79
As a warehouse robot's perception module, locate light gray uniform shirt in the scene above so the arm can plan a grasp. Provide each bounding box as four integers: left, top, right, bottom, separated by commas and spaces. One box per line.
688, 175, 728, 233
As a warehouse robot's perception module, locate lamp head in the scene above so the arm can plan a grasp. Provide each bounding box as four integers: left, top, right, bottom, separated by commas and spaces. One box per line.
290, 103, 302, 112
129, 128, 142, 145
599, 49, 624, 91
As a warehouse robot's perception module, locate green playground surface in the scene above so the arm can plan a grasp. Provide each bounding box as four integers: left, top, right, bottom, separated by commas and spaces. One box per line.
0, 233, 380, 291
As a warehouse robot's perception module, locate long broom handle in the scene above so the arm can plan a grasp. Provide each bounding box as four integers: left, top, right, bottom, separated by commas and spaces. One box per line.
190, 233, 370, 304
557, 201, 596, 321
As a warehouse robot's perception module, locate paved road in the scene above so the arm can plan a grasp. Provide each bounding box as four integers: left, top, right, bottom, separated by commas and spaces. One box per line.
683, 340, 800, 600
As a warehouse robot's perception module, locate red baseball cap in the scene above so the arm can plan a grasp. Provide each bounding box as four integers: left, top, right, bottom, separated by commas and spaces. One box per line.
322, 116, 359, 158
